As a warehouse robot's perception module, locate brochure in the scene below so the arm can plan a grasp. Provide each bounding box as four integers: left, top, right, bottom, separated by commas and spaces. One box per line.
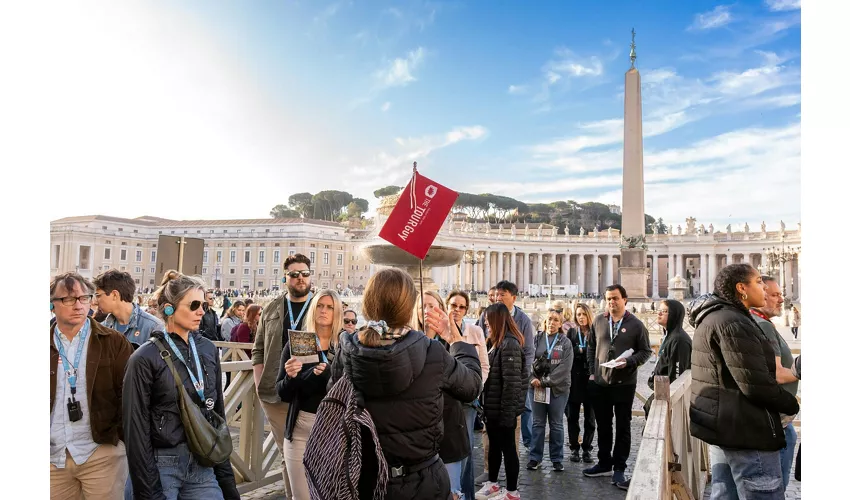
533, 386, 551, 404
601, 348, 634, 368
289, 330, 319, 363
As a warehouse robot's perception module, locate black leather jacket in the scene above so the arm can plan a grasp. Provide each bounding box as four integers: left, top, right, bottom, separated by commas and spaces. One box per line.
123, 331, 238, 500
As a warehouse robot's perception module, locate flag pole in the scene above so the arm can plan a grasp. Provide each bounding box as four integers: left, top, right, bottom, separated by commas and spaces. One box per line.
412, 161, 427, 328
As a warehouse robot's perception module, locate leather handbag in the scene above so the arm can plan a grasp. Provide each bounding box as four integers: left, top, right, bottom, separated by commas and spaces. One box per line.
152, 338, 233, 467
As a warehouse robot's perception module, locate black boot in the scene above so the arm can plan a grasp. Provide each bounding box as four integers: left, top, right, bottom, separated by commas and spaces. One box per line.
569, 449, 581, 462
582, 450, 593, 463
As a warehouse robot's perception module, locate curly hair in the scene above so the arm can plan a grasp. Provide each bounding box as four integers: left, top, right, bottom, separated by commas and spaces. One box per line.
713, 263, 758, 315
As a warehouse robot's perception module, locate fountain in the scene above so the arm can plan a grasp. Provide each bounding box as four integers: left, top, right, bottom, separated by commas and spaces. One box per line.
360, 193, 464, 292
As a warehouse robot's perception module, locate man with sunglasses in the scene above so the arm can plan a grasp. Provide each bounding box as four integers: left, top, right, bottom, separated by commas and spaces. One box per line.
342, 309, 358, 334
252, 253, 315, 499
199, 291, 221, 342
50, 272, 134, 498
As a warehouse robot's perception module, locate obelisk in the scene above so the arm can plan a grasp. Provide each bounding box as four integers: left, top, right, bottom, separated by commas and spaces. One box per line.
619, 29, 648, 299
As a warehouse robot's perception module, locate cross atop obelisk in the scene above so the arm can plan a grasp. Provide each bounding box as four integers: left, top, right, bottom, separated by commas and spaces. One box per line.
619, 29, 648, 299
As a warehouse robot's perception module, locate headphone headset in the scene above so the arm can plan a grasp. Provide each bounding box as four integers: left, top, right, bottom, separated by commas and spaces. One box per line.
163, 304, 175, 316
50, 302, 54, 311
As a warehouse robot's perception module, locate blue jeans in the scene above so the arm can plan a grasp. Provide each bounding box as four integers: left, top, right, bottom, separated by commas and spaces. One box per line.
446, 460, 464, 499
529, 391, 568, 463
779, 424, 797, 488
126, 443, 224, 500
460, 406, 477, 499
709, 445, 784, 500
521, 389, 533, 447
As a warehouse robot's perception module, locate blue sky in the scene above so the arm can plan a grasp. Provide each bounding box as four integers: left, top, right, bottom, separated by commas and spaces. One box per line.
33, 0, 800, 230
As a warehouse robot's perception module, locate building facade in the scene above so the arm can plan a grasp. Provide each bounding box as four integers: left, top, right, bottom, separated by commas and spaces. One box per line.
50, 215, 354, 292
51, 214, 802, 302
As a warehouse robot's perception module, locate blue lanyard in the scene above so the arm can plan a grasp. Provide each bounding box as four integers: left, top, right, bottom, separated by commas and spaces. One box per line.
287, 293, 312, 329
163, 333, 205, 402
315, 334, 329, 364
609, 315, 624, 342
576, 329, 586, 349
544, 333, 560, 359
54, 320, 90, 396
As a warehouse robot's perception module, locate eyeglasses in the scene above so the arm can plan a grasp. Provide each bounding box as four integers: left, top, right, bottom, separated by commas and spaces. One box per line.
449, 303, 468, 310
549, 308, 563, 313
343, 319, 357, 325
52, 295, 93, 306
286, 270, 312, 278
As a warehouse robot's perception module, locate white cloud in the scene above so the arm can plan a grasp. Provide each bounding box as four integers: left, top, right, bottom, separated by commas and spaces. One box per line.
764, 0, 801, 11
546, 48, 604, 78
381, 101, 392, 112
349, 126, 488, 181
508, 85, 527, 95
689, 5, 733, 31
473, 122, 800, 227
374, 47, 426, 88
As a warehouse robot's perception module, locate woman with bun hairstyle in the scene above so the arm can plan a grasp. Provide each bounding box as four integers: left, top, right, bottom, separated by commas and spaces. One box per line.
123, 270, 239, 500
329, 269, 481, 500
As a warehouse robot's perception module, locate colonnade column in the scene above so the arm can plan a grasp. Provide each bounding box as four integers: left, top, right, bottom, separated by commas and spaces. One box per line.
577, 254, 586, 294
484, 251, 492, 290
535, 252, 543, 288
510, 253, 517, 285
488, 252, 505, 290
652, 255, 660, 299
561, 254, 569, 288
604, 254, 614, 287
590, 255, 599, 295
743, 253, 750, 264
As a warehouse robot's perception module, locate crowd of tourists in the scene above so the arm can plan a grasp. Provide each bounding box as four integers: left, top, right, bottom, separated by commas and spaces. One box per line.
49, 255, 800, 500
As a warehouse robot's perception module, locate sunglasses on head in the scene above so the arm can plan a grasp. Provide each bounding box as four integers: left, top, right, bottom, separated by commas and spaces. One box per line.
343, 319, 357, 325
286, 270, 312, 278
549, 308, 563, 313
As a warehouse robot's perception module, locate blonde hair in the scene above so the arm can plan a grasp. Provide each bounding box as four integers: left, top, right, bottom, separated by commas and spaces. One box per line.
543, 310, 564, 333
153, 269, 206, 321
359, 269, 417, 347
415, 290, 446, 331
303, 289, 343, 347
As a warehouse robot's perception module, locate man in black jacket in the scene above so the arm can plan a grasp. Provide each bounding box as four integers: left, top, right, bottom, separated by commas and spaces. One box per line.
583, 284, 652, 489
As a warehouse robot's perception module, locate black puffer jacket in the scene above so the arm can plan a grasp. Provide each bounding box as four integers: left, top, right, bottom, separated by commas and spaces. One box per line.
688, 294, 800, 451
435, 337, 480, 463
329, 330, 481, 500
123, 331, 239, 500
482, 335, 529, 428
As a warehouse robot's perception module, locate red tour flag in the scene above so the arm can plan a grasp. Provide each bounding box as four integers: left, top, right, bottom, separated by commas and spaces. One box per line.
379, 170, 459, 260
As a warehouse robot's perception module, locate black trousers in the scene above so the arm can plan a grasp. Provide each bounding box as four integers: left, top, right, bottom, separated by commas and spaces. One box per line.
566, 399, 596, 452
591, 383, 635, 471
486, 422, 519, 491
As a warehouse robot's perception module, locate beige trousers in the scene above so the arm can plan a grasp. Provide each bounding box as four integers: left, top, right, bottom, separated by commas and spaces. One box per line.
50, 442, 128, 500
260, 400, 293, 498
284, 411, 317, 500
482, 416, 521, 472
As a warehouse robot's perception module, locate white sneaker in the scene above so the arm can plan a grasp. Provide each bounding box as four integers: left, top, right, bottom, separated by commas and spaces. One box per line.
491, 490, 520, 500
475, 482, 503, 500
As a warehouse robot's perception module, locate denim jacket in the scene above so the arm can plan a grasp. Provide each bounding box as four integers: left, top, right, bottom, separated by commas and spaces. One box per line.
101, 302, 164, 348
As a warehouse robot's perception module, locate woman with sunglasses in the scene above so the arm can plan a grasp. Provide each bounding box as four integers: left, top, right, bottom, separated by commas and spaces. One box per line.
123, 270, 238, 500
447, 290, 488, 500
276, 289, 343, 500
342, 309, 358, 334
565, 303, 596, 463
